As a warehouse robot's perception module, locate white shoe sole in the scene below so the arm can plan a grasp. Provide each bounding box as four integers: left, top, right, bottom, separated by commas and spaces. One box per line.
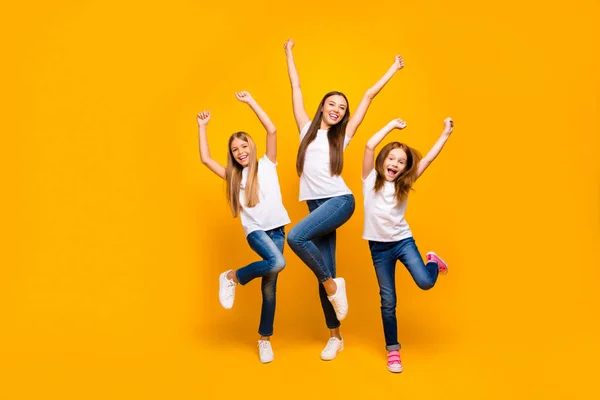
219, 271, 234, 309
387, 364, 403, 373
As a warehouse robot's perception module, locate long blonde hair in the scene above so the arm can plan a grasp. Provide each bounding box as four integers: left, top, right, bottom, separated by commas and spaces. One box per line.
374, 142, 422, 203
225, 132, 259, 217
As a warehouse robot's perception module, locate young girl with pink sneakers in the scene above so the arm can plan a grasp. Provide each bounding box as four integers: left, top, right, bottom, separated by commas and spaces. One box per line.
361, 117, 455, 373
197, 91, 291, 364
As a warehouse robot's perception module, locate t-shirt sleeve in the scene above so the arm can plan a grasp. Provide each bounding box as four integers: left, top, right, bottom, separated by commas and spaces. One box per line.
362, 168, 376, 197
299, 121, 312, 141
260, 154, 278, 168
362, 168, 377, 183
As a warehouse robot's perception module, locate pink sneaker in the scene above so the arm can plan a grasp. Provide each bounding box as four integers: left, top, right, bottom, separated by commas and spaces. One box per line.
427, 252, 448, 275
387, 350, 403, 373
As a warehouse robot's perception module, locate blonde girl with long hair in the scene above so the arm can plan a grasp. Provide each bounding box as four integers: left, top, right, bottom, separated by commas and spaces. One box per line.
197, 91, 291, 364
362, 117, 454, 373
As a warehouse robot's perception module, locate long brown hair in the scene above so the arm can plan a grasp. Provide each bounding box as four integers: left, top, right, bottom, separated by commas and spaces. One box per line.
374, 142, 422, 203
225, 132, 259, 217
296, 91, 350, 176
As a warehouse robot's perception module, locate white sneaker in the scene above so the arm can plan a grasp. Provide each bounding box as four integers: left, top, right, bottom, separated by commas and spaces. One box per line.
320, 337, 344, 361
258, 340, 274, 363
327, 277, 348, 321
218, 270, 237, 309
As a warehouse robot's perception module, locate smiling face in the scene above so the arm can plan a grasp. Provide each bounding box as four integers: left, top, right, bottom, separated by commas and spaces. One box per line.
320, 94, 348, 128
383, 147, 408, 181
374, 142, 423, 203
230, 136, 251, 167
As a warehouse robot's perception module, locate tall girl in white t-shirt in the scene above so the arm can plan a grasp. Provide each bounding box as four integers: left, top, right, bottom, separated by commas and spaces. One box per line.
283, 38, 405, 361
362, 117, 454, 373
196, 91, 291, 364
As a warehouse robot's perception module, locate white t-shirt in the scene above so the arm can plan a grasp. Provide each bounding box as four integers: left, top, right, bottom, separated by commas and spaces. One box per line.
239, 155, 291, 237
362, 168, 413, 242
298, 121, 353, 201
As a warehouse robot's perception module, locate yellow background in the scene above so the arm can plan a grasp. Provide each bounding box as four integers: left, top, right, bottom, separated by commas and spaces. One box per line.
2, 0, 599, 398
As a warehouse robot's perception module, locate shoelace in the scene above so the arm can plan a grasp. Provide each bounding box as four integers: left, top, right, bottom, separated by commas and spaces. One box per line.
224, 281, 236, 299
325, 338, 339, 351
259, 342, 273, 356
330, 297, 339, 309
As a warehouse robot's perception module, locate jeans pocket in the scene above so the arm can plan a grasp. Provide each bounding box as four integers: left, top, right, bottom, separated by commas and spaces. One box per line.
369, 240, 383, 253
268, 226, 285, 240
277, 226, 286, 238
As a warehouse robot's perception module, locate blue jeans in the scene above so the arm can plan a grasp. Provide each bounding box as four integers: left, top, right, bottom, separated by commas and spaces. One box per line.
235, 226, 286, 337
369, 237, 439, 350
287, 194, 355, 329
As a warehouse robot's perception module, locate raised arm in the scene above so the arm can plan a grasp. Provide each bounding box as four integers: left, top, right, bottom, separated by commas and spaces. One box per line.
363, 118, 407, 179
416, 118, 454, 178
197, 111, 226, 179
346, 55, 405, 139
235, 91, 278, 163
284, 39, 310, 131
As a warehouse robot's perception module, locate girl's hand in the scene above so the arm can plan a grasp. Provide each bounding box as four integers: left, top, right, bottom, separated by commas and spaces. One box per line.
393, 55, 405, 71
389, 118, 407, 130
443, 117, 454, 135
235, 91, 254, 104
284, 38, 295, 53
197, 110, 211, 126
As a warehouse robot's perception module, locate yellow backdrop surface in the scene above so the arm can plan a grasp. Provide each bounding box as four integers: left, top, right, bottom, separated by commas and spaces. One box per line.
2, 0, 599, 398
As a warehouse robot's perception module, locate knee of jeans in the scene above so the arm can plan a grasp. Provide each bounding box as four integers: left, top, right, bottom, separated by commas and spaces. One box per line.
381, 295, 397, 312
286, 228, 302, 249
270, 255, 286, 274
263, 282, 276, 298
416, 278, 435, 291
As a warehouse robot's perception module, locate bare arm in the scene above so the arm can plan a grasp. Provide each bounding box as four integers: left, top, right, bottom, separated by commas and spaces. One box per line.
196, 111, 226, 179
416, 118, 454, 178
363, 118, 407, 179
346, 55, 405, 139
284, 39, 310, 131
235, 91, 278, 163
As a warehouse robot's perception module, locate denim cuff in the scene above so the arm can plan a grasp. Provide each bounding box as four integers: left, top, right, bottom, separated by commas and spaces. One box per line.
235, 270, 248, 286
386, 344, 401, 351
